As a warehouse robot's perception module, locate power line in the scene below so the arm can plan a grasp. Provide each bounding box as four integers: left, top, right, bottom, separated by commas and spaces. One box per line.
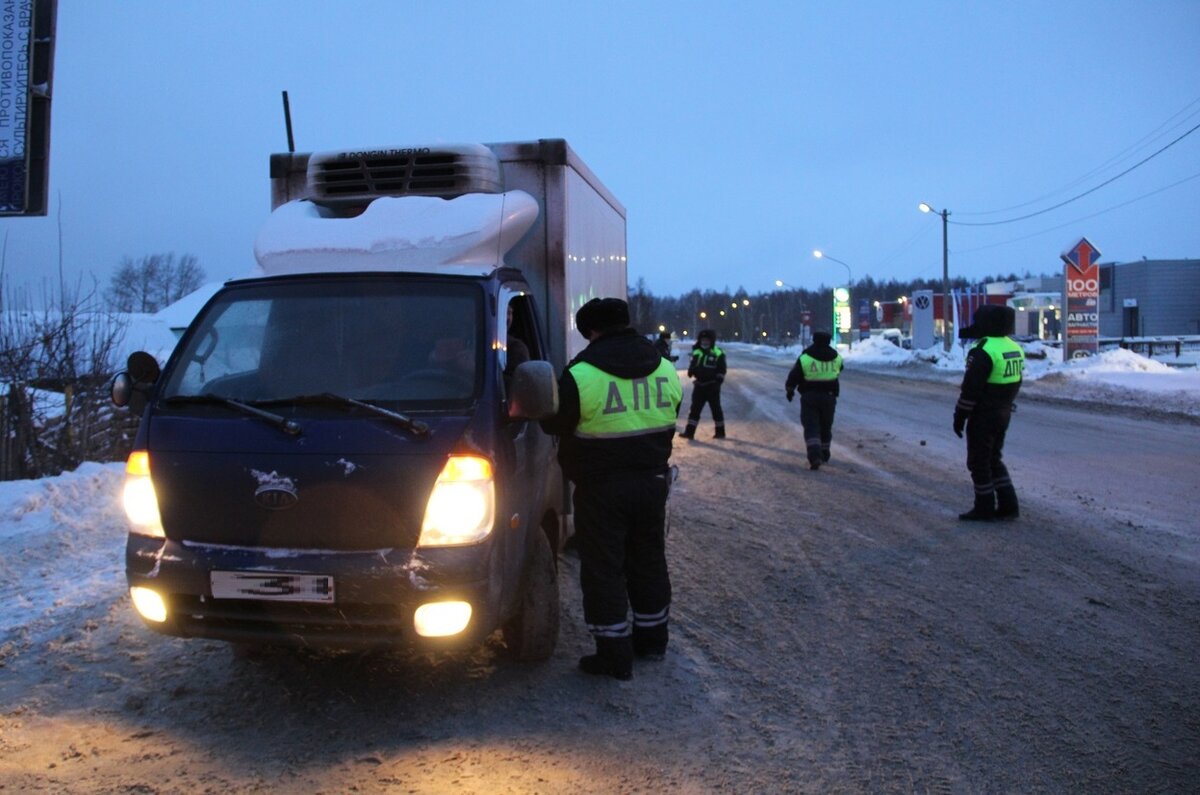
957, 95, 1200, 217
951, 121, 1200, 227
954, 169, 1200, 255
867, 219, 936, 274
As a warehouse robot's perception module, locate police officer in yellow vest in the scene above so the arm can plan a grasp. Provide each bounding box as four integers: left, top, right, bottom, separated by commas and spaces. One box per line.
953, 304, 1025, 521
541, 298, 682, 680
786, 330, 844, 470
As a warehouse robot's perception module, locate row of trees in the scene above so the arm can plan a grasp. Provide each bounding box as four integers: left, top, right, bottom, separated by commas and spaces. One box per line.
106, 253, 206, 313
627, 272, 1038, 344
0, 253, 205, 479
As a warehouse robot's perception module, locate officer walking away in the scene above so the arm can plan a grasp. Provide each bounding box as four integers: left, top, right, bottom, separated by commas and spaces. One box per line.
785, 330, 843, 470
680, 329, 726, 439
654, 330, 679, 362
952, 304, 1025, 521
541, 298, 683, 680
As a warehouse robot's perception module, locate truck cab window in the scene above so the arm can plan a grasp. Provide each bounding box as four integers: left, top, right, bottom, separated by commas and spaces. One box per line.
162, 280, 483, 407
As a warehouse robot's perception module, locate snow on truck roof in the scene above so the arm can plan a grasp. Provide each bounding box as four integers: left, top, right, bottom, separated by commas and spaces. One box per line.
252, 189, 539, 277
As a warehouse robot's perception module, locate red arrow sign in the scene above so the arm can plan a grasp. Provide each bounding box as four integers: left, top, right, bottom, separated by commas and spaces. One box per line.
1061, 237, 1101, 275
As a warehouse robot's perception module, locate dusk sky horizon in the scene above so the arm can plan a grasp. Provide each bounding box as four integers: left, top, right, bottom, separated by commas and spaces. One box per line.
2, 1, 1197, 301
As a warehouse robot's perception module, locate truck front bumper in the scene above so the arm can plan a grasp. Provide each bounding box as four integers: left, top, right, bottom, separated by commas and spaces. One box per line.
125, 534, 500, 650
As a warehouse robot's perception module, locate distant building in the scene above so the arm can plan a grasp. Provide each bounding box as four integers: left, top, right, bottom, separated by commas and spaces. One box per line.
1005, 277, 1063, 340
1099, 259, 1199, 337
871, 261, 1199, 342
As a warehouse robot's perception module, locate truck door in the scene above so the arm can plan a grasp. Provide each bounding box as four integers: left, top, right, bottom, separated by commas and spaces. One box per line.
499, 289, 555, 545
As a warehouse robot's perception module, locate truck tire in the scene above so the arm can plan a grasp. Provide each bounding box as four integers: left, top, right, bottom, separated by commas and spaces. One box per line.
501, 529, 560, 661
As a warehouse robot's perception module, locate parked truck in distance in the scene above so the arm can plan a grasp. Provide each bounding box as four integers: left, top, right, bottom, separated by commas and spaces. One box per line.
112, 139, 627, 659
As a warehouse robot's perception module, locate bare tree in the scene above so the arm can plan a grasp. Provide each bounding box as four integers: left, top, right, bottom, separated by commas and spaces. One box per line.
106, 253, 205, 313
0, 275, 131, 478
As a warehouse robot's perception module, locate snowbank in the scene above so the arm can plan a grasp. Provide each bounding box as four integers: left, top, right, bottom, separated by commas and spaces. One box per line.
724, 339, 1200, 417
0, 462, 126, 638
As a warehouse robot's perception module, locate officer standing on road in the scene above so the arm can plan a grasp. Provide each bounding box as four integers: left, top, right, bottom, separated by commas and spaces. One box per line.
541, 298, 683, 680
953, 304, 1025, 521
785, 330, 844, 470
680, 329, 726, 439
654, 330, 678, 362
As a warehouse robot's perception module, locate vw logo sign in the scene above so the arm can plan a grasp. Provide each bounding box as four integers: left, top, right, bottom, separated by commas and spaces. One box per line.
914, 295, 931, 310
255, 484, 298, 510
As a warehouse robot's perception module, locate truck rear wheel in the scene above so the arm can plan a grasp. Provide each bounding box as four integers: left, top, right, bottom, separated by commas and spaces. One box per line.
501, 529, 560, 661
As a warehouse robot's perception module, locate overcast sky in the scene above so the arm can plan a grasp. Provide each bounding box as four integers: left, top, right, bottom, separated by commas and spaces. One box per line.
2, 0, 1198, 300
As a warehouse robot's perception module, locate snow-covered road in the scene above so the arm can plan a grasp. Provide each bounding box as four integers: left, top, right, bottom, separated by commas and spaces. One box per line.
0, 351, 1196, 792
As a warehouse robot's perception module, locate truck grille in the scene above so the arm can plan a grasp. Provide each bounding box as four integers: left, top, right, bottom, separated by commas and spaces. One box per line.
307, 144, 503, 205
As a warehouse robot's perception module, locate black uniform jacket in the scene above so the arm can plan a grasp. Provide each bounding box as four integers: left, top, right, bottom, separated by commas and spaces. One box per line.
541, 328, 678, 483
786, 341, 843, 397
687, 346, 726, 385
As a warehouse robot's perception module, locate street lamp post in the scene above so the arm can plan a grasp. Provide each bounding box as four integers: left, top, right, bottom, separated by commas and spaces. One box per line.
812, 249, 853, 349
919, 202, 951, 352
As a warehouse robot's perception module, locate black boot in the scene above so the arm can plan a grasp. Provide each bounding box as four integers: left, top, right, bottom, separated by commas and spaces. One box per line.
995, 485, 1020, 520
579, 637, 633, 680
633, 625, 668, 661
713, 426, 726, 439
959, 492, 996, 522
678, 427, 694, 440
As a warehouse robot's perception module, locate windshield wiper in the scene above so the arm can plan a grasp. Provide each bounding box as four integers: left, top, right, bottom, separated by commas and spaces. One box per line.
262, 393, 430, 438
162, 394, 302, 436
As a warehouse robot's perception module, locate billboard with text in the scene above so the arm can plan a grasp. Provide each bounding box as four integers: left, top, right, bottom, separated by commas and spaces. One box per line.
1061, 237, 1101, 360
0, 0, 55, 216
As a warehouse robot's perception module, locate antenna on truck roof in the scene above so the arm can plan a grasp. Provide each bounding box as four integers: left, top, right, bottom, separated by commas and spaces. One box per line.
281, 90, 296, 153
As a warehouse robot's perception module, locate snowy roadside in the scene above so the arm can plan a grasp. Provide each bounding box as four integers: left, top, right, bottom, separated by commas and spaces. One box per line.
0, 463, 128, 647
725, 337, 1200, 420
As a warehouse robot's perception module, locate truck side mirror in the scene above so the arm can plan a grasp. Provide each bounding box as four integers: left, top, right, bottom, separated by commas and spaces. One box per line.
110, 372, 135, 407
507, 360, 558, 420
111, 351, 162, 410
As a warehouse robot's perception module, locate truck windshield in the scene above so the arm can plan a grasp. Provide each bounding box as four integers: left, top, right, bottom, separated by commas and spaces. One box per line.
160, 279, 483, 408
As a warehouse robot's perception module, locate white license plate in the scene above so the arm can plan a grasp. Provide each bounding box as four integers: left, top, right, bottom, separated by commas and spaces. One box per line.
210, 571, 335, 603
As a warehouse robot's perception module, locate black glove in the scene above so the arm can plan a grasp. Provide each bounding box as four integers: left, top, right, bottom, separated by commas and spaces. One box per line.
786, 389, 794, 402
953, 410, 967, 438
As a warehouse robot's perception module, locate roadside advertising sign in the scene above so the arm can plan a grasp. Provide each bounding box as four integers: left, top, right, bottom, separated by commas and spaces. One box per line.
0, 0, 54, 217
1061, 237, 1101, 360
857, 299, 871, 340
0, 0, 35, 213
833, 287, 851, 345
911, 290, 934, 350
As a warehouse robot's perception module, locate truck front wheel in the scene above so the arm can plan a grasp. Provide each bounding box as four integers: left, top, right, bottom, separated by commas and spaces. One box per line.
501, 529, 560, 661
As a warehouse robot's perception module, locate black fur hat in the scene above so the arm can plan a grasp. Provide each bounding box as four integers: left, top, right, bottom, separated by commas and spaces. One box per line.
959, 304, 1015, 339
576, 297, 630, 339
812, 330, 833, 345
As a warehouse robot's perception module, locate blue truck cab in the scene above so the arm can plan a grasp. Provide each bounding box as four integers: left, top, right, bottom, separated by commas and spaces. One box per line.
112, 140, 627, 659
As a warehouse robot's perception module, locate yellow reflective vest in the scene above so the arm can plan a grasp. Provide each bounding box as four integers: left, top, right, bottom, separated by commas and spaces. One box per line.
798, 352, 843, 381
981, 337, 1025, 384
569, 358, 682, 439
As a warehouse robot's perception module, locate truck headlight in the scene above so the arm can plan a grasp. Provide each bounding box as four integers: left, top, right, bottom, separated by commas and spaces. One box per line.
418, 455, 495, 546
123, 451, 164, 537
413, 601, 473, 637
130, 586, 168, 623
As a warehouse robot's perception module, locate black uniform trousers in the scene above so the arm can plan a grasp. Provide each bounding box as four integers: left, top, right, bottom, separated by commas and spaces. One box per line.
800, 392, 837, 465
572, 469, 672, 658
965, 405, 1013, 509
685, 381, 724, 432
